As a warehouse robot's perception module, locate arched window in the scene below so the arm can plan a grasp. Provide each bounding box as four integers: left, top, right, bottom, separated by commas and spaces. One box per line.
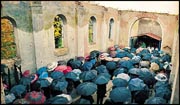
53, 14, 66, 48
88, 16, 96, 44
1, 18, 16, 59
109, 18, 114, 39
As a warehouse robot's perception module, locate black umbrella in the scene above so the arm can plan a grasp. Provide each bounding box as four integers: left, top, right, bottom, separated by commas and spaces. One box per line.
38, 78, 53, 88
145, 97, 166, 104
76, 82, 97, 96
19, 77, 31, 86
70, 60, 82, 69
134, 90, 149, 104
110, 87, 131, 102
138, 68, 155, 87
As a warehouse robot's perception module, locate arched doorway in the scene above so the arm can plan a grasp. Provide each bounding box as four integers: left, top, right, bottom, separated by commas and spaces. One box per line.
130, 18, 162, 50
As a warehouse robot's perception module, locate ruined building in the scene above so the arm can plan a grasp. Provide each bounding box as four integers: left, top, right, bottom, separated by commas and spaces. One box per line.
1, 1, 179, 104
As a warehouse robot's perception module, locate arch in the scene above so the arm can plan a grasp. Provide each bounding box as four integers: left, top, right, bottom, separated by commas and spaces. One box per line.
108, 18, 114, 39
1, 16, 20, 59
128, 16, 164, 50
88, 16, 97, 44
53, 14, 67, 48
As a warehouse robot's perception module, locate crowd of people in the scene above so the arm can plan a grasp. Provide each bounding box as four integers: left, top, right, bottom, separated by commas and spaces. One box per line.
1, 44, 172, 104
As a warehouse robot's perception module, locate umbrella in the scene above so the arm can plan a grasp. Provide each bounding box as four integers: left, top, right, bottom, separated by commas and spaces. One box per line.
90, 59, 97, 65
19, 77, 31, 86
139, 68, 155, 86
72, 69, 82, 79
22, 70, 30, 77
150, 62, 159, 72
128, 68, 141, 75
24, 91, 46, 104
45, 95, 69, 104
38, 77, 53, 88
51, 79, 68, 91
5, 93, 16, 104
128, 78, 147, 91
106, 61, 117, 71
110, 87, 131, 102
131, 55, 141, 63
76, 82, 97, 96
161, 54, 171, 63
116, 73, 130, 82
163, 62, 172, 70
155, 86, 171, 100
63, 66, 72, 74
150, 59, 160, 65
65, 71, 79, 81
154, 73, 168, 82
142, 54, 151, 61
81, 62, 93, 71
145, 97, 166, 104
134, 90, 149, 104
54, 65, 67, 72
154, 81, 170, 89
140, 61, 150, 68
93, 74, 110, 85
38, 72, 48, 79
113, 68, 127, 76
96, 65, 109, 74
69, 60, 82, 69
119, 60, 134, 70
36, 67, 47, 76
10, 84, 26, 97
80, 70, 97, 81
112, 78, 128, 87
50, 71, 64, 80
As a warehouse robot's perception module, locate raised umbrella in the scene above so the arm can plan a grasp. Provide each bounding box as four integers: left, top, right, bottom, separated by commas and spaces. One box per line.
80, 70, 97, 82
93, 74, 110, 85
145, 97, 166, 104
65, 71, 79, 81
109, 87, 131, 103
128, 78, 147, 92
112, 78, 128, 87
10, 84, 26, 98
76, 82, 97, 96
24, 91, 46, 104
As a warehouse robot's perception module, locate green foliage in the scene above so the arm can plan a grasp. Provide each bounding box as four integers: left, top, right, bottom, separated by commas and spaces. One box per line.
1, 19, 16, 59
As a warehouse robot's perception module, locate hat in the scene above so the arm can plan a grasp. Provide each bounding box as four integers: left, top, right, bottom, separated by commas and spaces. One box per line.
47, 62, 58, 72
22, 70, 30, 77
155, 73, 168, 82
